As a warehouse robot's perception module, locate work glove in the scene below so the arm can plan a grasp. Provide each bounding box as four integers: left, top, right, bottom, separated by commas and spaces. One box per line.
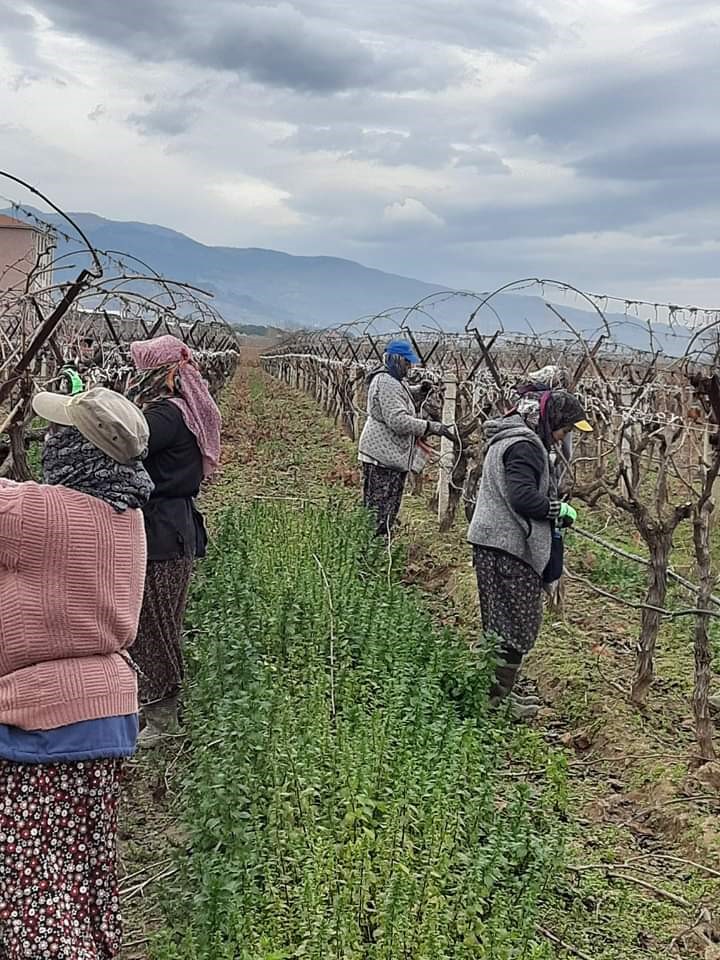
60, 366, 85, 396
426, 421, 456, 442
557, 502, 577, 528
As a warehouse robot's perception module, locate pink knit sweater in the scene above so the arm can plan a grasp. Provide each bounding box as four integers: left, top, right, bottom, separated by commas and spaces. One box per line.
0, 481, 147, 731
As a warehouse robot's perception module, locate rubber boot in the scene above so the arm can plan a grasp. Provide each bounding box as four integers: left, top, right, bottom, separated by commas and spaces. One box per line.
137, 696, 180, 750
510, 691, 542, 708
507, 695, 540, 722
490, 661, 540, 721
489, 663, 518, 706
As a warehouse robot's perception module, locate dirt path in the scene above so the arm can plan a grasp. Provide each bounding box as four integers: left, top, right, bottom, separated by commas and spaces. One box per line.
121, 355, 720, 959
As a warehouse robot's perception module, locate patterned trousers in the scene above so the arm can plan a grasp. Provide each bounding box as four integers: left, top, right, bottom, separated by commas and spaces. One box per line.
132, 557, 194, 705
473, 546, 543, 658
362, 463, 407, 537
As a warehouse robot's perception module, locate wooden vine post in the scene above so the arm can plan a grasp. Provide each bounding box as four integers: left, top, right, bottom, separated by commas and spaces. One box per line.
689, 373, 720, 762
351, 366, 364, 441
692, 496, 716, 762
437, 372, 457, 527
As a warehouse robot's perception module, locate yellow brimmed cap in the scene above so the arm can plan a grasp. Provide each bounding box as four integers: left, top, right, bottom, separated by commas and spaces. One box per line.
574, 419, 593, 433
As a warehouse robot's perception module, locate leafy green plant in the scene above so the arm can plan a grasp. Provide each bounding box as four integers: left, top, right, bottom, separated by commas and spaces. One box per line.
152, 503, 566, 960
26, 440, 42, 480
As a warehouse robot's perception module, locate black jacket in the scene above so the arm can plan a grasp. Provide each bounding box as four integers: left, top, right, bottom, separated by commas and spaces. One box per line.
502, 440, 552, 520
142, 400, 207, 562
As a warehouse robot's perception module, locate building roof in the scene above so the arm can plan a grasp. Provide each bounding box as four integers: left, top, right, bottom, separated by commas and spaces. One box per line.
0, 213, 35, 230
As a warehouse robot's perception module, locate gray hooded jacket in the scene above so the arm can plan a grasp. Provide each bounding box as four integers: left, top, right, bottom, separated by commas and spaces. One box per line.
358, 369, 428, 472
467, 414, 552, 576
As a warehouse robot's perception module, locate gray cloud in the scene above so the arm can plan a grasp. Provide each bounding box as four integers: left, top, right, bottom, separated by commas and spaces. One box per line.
280, 125, 449, 168
301, 0, 554, 53
0, 0, 60, 79
573, 138, 720, 183
453, 147, 510, 174
504, 25, 720, 148
129, 102, 198, 137
3, 0, 717, 306
27, 0, 464, 93
127, 84, 215, 137
436, 178, 720, 245
0, 0, 36, 33
279, 124, 511, 173
27, 0, 174, 56
188, 3, 390, 93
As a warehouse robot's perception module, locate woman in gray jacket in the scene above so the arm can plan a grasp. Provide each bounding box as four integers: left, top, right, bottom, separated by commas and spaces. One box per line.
359, 339, 454, 537
467, 387, 591, 716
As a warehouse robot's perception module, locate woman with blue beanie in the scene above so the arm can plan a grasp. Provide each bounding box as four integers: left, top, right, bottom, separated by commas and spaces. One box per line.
359, 339, 454, 537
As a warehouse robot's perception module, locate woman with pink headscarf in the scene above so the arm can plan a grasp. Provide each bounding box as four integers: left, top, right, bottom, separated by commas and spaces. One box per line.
127, 335, 221, 747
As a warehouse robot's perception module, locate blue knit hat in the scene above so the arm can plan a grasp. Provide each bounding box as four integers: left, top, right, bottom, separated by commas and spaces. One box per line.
385, 339, 419, 364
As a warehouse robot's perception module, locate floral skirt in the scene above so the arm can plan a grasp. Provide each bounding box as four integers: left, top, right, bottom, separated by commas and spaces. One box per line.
132, 557, 194, 705
0, 758, 123, 960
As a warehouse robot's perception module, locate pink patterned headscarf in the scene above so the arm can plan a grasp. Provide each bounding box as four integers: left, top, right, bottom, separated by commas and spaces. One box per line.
129, 335, 221, 478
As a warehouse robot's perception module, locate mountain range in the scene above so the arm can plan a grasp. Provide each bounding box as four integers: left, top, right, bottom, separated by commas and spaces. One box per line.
2, 207, 697, 355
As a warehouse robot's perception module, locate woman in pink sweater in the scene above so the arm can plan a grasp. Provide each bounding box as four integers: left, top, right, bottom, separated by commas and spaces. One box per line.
0, 387, 152, 960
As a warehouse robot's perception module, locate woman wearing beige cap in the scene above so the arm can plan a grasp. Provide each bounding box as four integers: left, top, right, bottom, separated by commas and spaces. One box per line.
0, 387, 152, 960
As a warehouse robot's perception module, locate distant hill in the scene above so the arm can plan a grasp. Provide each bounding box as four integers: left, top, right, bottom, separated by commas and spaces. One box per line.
5, 208, 447, 329
1, 207, 698, 355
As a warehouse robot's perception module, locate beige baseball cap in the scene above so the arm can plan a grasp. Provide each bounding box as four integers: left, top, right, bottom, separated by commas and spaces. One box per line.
32, 386, 149, 464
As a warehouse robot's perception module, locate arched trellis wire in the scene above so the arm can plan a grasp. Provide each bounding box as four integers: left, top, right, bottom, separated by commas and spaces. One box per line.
0, 187, 240, 351
464, 277, 611, 340
261, 278, 720, 759
400, 289, 505, 336
0, 174, 240, 481
0, 171, 102, 279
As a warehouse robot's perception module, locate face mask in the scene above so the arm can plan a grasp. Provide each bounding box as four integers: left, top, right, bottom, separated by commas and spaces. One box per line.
386, 355, 408, 380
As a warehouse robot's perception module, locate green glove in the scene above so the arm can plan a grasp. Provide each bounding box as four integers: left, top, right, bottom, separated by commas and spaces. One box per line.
61, 366, 85, 396
558, 502, 577, 527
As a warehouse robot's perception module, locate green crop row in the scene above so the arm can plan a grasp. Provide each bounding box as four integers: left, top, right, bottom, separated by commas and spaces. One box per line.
151, 503, 566, 960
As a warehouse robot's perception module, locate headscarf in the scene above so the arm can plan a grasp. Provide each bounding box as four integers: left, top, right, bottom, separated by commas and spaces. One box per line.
519, 364, 570, 391
42, 426, 154, 513
515, 387, 588, 450
128, 335, 221, 478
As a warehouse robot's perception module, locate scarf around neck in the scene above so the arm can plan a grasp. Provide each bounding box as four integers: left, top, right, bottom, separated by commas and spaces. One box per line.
42, 427, 154, 513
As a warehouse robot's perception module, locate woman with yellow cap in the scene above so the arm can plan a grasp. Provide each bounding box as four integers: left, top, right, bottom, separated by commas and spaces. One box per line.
468, 387, 592, 718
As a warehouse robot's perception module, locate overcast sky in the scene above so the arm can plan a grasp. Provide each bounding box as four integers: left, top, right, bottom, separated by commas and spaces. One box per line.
0, 0, 717, 305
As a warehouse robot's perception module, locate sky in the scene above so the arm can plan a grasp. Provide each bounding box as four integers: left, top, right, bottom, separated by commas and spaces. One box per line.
0, 0, 718, 307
